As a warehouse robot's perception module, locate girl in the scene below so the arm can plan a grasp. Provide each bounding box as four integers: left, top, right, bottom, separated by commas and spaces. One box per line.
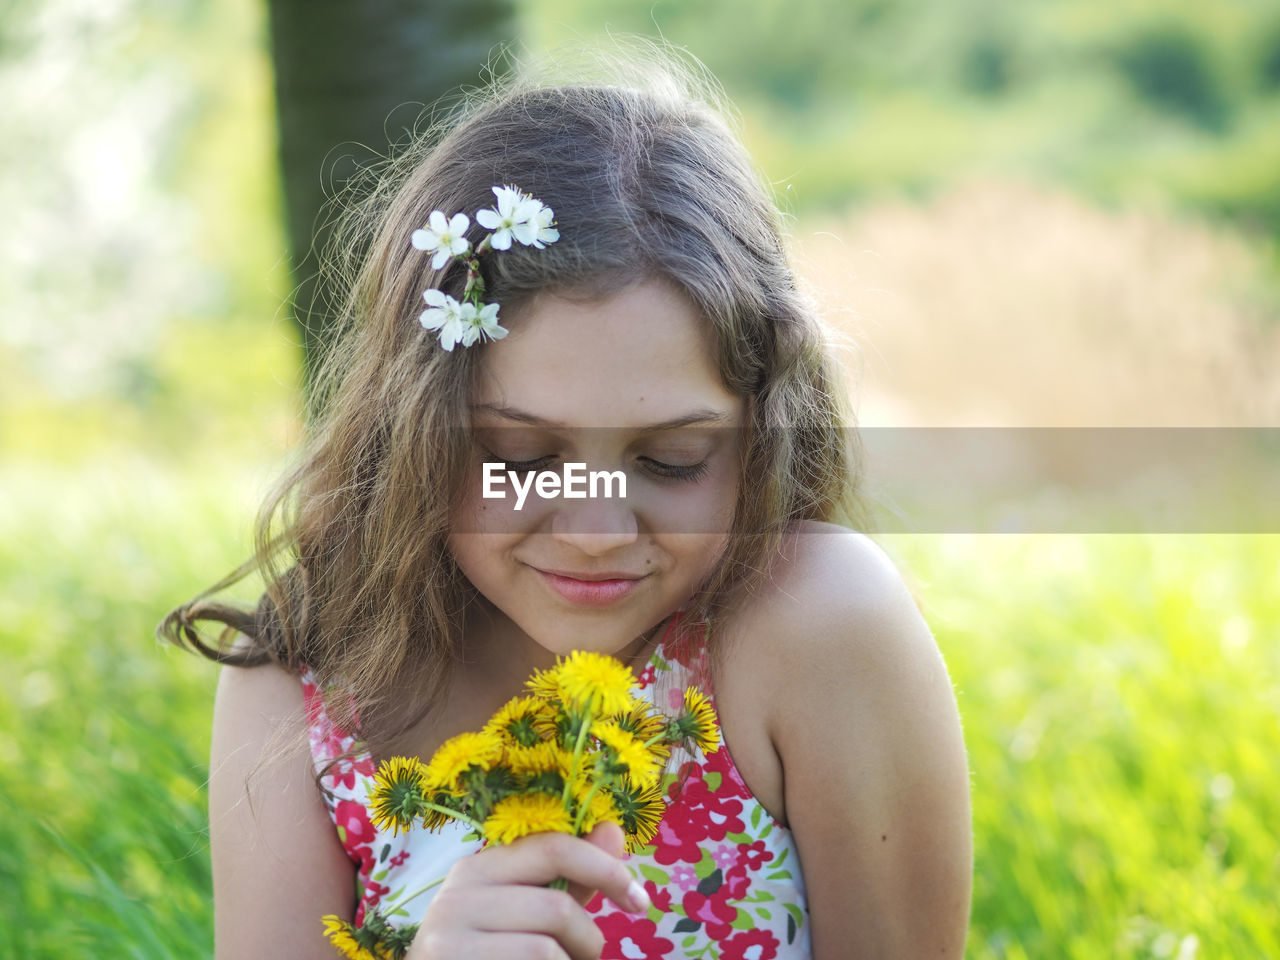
163, 46, 971, 960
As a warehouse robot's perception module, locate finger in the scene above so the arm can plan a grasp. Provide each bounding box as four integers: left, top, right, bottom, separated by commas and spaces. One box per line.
461, 886, 605, 960
411, 930, 571, 960
566, 822, 627, 907
584, 821, 626, 859
460, 831, 649, 915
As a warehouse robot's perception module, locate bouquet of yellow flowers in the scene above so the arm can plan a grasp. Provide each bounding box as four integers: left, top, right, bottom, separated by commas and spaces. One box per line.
322, 649, 719, 959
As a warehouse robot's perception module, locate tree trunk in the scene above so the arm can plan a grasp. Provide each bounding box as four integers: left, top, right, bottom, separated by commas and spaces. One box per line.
267, 0, 516, 404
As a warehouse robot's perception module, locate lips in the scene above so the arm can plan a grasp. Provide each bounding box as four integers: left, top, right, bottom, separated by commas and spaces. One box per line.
532, 566, 649, 606
536, 567, 647, 582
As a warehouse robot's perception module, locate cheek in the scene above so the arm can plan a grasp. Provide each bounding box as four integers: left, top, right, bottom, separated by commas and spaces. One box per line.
450, 469, 551, 535
634, 467, 739, 537
671, 533, 732, 574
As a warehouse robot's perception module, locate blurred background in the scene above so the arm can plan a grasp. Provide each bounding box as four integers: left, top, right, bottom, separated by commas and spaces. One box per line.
1, 0, 1277, 956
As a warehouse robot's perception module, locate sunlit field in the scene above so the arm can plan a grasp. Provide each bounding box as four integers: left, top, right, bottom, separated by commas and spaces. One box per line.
3, 459, 1278, 958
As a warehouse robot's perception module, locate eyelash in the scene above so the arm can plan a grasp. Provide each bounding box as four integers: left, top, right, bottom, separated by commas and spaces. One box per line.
484, 452, 710, 483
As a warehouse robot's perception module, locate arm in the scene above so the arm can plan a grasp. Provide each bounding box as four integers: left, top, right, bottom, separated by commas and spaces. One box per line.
209, 658, 356, 959
770, 531, 972, 959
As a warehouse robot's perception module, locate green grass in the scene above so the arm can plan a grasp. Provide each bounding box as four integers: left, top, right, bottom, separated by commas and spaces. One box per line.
3, 460, 1278, 957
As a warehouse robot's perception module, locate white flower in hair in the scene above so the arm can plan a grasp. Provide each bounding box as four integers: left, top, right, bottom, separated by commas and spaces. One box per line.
411, 211, 472, 269
411, 185, 554, 350
459, 300, 507, 347
420, 290, 508, 351
419, 289, 469, 351
527, 203, 560, 249
476, 185, 553, 251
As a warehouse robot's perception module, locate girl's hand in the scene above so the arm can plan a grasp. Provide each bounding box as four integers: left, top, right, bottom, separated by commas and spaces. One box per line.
407, 822, 650, 960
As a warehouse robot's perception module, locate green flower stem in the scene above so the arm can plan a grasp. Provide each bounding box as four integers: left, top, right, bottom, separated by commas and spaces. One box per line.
643, 728, 680, 751
570, 777, 606, 835
385, 873, 446, 912
560, 711, 594, 809
420, 800, 484, 835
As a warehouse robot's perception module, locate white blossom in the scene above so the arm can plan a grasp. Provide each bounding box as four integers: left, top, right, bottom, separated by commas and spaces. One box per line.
476, 185, 555, 250
527, 203, 560, 249
419, 289, 507, 351
459, 300, 507, 347
411, 210, 471, 269
419, 288, 468, 351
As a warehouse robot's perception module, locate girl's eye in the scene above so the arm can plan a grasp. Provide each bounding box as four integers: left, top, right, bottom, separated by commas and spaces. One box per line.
486, 453, 552, 476
483, 451, 710, 483
640, 458, 710, 482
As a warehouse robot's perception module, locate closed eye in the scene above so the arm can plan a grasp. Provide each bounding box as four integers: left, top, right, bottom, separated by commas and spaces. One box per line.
483, 451, 709, 483
639, 457, 710, 482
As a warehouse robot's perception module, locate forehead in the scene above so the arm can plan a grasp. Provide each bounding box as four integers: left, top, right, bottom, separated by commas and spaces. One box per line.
472, 278, 742, 429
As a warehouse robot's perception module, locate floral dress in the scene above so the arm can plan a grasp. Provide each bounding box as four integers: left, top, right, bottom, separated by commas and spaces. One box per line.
300, 609, 813, 959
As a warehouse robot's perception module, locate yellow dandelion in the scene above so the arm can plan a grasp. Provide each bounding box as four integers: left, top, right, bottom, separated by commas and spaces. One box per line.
422, 730, 505, 792
483, 791, 574, 845
418, 793, 461, 832
367, 756, 430, 835
677, 687, 720, 754
505, 740, 574, 780
531, 705, 570, 744
613, 700, 667, 742
571, 777, 624, 833
612, 779, 666, 853
555, 650, 636, 717
525, 663, 563, 700
483, 695, 551, 747
592, 719, 664, 786
321, 915, 386, 960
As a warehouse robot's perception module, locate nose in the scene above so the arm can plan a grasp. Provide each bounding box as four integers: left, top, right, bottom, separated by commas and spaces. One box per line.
549, 494, 639, 555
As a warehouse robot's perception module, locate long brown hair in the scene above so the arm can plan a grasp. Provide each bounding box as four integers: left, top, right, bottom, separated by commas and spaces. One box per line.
159, 41, 870, 776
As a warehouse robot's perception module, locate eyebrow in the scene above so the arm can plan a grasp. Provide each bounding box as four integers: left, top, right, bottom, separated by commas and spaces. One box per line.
471, 403, 732, 432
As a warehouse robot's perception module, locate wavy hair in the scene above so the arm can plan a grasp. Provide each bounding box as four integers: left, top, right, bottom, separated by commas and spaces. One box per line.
159, 41, 870, 782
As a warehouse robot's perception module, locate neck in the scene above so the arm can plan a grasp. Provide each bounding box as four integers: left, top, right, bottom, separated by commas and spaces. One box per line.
461, 600, 674, 693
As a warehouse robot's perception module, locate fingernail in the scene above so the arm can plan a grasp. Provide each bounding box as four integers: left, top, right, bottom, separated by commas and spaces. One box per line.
626, 879, 650, 914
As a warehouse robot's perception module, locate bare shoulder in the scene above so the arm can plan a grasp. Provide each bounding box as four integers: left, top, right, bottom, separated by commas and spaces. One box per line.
209, 653, 355, 959
729, 520, 929, 669
725, 522, 972, 958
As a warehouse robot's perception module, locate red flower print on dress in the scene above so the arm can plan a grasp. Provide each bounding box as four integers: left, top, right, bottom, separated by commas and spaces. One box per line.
738, 838, 774, 872
388, 850, 410, 868
643, 879, 672, 912
652, 803, 711, 865
719, 927, 780, 960
362, 878, 391, 910
334, 799, 377, 850
595, 913, 675, 959
680, 887, 740, 941
697, 745, 753, 799
636, 662, 657, 689
677, 788, 745, 842
722, 864, 751, 900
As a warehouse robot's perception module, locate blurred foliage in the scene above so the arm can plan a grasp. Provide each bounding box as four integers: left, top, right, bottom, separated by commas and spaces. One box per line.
519, 0, 1280, 272
4, 0, 1280, 441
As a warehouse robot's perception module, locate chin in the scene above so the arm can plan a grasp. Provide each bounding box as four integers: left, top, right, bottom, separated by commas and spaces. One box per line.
519, 606, 657, 656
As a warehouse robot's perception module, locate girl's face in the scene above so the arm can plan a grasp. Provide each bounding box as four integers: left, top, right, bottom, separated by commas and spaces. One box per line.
448, 276, 744, 665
